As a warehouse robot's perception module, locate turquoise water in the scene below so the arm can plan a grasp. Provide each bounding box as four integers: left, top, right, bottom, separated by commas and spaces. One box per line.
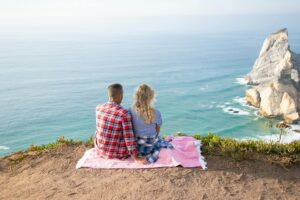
1, 31, 300, 156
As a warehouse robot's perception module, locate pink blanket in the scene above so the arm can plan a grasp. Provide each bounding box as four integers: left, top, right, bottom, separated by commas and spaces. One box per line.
76, 136, 207, 169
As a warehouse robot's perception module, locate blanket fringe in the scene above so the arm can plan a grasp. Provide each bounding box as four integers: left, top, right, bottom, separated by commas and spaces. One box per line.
76, 148, 92, 169
194, 140, 207, 170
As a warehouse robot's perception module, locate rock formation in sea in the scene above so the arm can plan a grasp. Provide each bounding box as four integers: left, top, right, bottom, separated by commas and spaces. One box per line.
245, 28, 300, 124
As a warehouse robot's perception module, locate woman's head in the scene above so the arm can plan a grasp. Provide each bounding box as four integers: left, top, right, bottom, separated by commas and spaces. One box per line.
133, 84, 156, 124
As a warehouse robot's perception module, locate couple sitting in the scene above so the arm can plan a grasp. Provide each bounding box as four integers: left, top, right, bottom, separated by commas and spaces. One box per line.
94, 83, 172, 164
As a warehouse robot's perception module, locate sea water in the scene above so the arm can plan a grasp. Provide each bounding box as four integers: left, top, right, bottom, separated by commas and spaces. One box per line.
1, 30, 300, 156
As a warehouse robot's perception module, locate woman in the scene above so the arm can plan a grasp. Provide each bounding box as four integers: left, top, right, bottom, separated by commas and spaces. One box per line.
130, 84, 172, 163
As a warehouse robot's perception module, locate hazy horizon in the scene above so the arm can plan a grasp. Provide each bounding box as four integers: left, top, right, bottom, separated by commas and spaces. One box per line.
0, 0, 300, 35
1, 0, 300, 18
1, 14, 300, 37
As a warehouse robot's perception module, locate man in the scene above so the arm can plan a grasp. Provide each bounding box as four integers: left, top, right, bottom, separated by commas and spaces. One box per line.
94, 83, 145, 163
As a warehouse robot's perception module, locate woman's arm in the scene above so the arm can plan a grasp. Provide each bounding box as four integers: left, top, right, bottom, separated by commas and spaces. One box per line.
155, 109, 162, 135
156, 124, 161, 135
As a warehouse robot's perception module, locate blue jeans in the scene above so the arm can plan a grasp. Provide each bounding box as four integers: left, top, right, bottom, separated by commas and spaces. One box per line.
136, 135, 173, 163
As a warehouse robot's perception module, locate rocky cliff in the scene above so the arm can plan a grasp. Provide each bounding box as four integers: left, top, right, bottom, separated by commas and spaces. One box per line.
245, 29, 300, 124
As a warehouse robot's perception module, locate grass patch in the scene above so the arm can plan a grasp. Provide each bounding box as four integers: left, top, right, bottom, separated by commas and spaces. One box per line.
5, 133, 300, 166
85, 135, 94, 146
7, 151, 28, 163
176, 132, 300, 165
6, 136, 84, 164
27, 136, 83, 152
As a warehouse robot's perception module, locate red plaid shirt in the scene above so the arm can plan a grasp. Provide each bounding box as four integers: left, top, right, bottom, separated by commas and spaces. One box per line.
94, 101, 137, 159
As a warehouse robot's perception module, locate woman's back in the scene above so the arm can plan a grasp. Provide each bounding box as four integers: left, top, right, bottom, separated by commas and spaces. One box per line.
129, 108, 162, 137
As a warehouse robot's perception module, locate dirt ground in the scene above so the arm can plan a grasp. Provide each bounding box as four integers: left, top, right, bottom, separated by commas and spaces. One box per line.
0, 144, 299, 200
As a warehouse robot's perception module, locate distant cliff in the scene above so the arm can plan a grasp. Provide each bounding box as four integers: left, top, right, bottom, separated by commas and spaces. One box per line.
245, 29, 300, 124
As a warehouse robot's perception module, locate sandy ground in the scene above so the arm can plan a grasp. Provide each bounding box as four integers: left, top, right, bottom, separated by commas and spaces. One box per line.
0, 144, 299, 200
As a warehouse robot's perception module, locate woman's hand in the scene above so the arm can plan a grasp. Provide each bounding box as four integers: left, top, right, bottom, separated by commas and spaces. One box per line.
133, 156, 148, 164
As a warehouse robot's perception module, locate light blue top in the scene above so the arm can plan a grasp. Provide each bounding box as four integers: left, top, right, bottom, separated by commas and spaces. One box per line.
129, 108, 162, 137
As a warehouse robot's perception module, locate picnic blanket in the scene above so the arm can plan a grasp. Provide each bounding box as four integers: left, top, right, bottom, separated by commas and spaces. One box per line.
76, 136, 207, 169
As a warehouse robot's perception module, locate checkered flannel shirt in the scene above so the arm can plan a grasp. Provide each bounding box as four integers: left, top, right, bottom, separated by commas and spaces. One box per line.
94, 101, 137, 159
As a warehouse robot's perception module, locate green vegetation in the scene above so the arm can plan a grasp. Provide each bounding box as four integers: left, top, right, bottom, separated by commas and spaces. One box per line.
7, 136, 92, 163
6, 133, 300, 165
176, 132, 300, 164
27, 136, 84, 152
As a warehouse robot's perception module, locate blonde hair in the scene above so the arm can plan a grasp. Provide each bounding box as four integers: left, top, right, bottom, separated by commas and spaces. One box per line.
132, 84, 156, 124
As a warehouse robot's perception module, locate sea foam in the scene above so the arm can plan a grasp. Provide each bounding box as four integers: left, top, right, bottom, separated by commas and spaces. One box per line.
0, 146, 9, 150
257, 132, 300, 144
249, 125, 300, 143
233, 96, 258, 110
223, 107, 250, 116
235, 77, 248, 85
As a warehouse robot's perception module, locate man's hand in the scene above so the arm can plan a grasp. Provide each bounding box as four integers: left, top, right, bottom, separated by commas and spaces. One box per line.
133, 156, 148, 164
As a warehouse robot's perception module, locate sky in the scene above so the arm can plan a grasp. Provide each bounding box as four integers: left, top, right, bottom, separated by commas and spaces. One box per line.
0, 0, 299, 34
1, 0, 300, 18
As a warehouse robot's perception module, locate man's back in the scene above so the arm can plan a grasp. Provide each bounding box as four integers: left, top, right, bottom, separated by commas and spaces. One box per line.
94, 101, 137, 159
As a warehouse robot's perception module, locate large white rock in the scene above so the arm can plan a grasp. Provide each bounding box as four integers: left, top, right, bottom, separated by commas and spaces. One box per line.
245, 88, 260, 108
245, 29, 300, 124
280, 92, 297, 115
284, 112, 300, 124
280, 92, 299, 123
258, 84, 283, 116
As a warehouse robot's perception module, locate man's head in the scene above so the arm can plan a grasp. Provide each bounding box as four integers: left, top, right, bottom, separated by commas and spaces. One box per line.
107, 83, 123, 104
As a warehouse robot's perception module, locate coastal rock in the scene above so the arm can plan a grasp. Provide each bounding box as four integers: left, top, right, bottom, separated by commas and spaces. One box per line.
245, 29, 300, 124
284, 112, 300, 124
258, 84, 282, 116
280, 92, 297, 115
275, 122, 290, 129
245, 88, 260, 107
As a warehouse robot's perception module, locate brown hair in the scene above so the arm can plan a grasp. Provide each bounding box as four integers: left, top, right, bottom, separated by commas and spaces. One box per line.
107, 83, 123, 101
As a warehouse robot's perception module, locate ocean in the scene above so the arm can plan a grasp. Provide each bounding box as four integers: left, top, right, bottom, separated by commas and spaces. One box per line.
1, 29, 300, 156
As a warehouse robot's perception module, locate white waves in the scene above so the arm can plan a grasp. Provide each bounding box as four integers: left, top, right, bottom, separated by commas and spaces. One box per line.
222, 107, 250, 116
0, 146, 9, 150
235, 77, 248, 85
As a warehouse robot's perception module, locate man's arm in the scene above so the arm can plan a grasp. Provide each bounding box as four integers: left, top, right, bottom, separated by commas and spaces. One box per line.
94, 105, 101, 148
